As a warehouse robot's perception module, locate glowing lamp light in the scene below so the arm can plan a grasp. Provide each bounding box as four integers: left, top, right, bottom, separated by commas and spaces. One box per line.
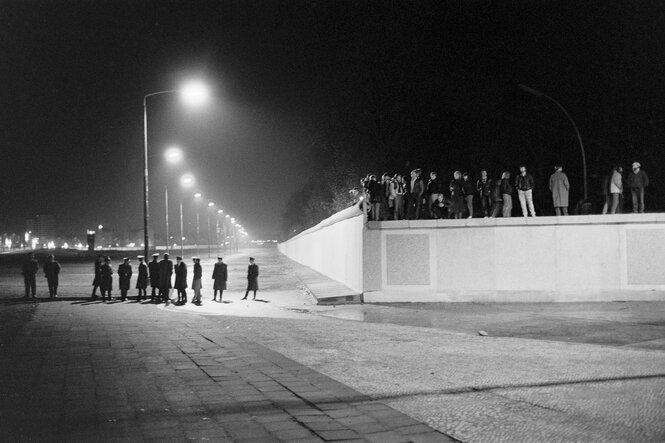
98, 224, 103, 230
217, 209, 223, 214
208, 202, 215, 207
194, 192, 202, 199
165, 147, 184, 163
180, 173, 195, 188
180, 81, 209, 106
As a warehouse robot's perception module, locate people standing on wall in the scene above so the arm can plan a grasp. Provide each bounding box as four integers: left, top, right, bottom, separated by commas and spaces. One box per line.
21, 253, 39, 299
136, 255, 148, 301
426, 171, 443, 218
158, 253, 173, 304
448, 171, 464, 219
549, 165, 570, 216
91, 254, 103, 299
366, 174, 382, 222
609, 165, 624, 214
407, 169, 425, 220
100, 256, 113, 302
461, 172, 475, 218
241, 257, 259, 300
390, 173, 407, 220
212, 256, 228, 302
117, 257, 132, 302
191, 257, 203, 305
515, 166, 536, 217
174, 256, 188, 304
476, 170, 493, 218
43, 254, 61, 299
490, 174, 503, 217
626, 162, 649, 213
500, 171, 513, 217
148, 253, 160, 302
380, 173, 392, 220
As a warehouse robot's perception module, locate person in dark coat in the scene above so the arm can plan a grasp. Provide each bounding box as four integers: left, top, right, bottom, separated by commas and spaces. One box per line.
212, 256, 228, 302
407, 169, 425, 220
135, 255, 148, 301
21, 253, 39, 299
43, 254, 61, 298
191, 257, 202, 305
158, 253, 173, 303
174, 256, 188, 304
449, 171, 465, 219
100, 256, 113, 302
91, 254, 103, 299
117, 257, 132, 301
148, 253, 160, 302
477, 170, 493, 217
461, 172, 475, 218
241, 257, 259, 300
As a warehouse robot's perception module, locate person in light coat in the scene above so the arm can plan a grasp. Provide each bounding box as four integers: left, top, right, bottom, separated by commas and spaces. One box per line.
549, 165, 570, 215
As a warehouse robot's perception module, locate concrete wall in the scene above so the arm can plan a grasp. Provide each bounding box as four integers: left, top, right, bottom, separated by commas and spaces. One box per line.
278, 205, 365, 293
364, 214, 665, 303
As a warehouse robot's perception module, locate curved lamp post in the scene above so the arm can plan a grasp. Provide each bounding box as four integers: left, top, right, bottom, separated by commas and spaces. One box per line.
518, 84, 588, 201
142, 81, 209, 259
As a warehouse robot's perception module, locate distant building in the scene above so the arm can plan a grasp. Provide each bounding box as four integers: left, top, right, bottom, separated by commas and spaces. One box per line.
26, 214, 57, 245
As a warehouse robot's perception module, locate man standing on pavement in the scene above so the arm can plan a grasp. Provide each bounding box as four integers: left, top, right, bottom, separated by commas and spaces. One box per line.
148, 253, 160, 302
515, 165, 536, 217
91, 254, 103, 300
43, 254, 61, 298
241, 257, 259, 300
100, 256, 113, 302
626, 162, 649, 213
191, 257, 202, 305
174, 256, 188, 304
549, 165, 570, 216
21, 253, 39, 299
117, 257, 132, 302
212, 256, 227, 302
135, 255, 148, 301
158, 253, 173, 304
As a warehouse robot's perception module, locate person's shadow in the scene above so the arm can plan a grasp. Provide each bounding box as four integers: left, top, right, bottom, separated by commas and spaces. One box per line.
252, 299, 270, 303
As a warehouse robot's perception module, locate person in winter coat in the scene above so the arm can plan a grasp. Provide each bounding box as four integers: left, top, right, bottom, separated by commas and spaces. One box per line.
117, 257, 132, 301
21, 253, 39, 299
500, 171, 513, 218
148, 253, 160, 302
135, 255, 148, 301
610, 165, 623, 214
626, 162, 649, 213
448, 171, 465, 219
490, 175, 503, 218
476, 170, 493, 217
241, 257, 259, 300
100, 256, 113, 302
549, 165, 570, 216
174, 256, 188, 304
390, 174, 407, 220
191, 257, 203, 305
212, 256, 228, 302
43, 254, 61, 298
91, 254, 103, 299
515, 166, 536, 217
461, 172, 475, 218
158, 253, 173, 303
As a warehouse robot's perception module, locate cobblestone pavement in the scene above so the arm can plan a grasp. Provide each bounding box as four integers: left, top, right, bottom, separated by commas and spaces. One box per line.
0, 302, 452, 442
1, 247, 665, 442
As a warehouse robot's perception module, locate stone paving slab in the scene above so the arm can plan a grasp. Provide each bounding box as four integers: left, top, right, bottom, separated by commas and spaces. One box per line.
0, 301, 453, 442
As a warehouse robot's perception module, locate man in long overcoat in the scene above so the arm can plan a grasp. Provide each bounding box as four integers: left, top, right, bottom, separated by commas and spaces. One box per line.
21, 253, 39, 299
135, 255, 148, 301
174, 256, 188, 304
241, 257, 259, 300
117, 257, 132, 301
43, 254, 61, 298
91, 254, 103, 299
148, 253, 160, 302
212, 256, 227, 302
549, 165, 570, 216
158, 253, 173, 303
100, 256, 113, 302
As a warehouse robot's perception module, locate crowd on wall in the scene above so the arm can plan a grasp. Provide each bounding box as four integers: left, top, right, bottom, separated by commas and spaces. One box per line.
350, 162, 650, 221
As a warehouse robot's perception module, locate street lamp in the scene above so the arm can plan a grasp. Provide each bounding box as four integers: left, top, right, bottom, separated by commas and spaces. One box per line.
178, 174, 195, 257
142, 81, 209, 260
519, 84, 588, 201
207, 202, 215, 258
194, 192, 202, 256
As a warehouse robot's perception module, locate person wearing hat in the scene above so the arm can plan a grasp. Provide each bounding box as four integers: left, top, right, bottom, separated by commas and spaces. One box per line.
174, 256, 188, 304
100, 256, 113, 302
158, 253, 173, 303
212, 256, 228, 302
626, 162, 649, 213
241, 257, 259, 300
191, 257, 203, 305
117, 257, 132, 302
549, 165, 570, 216
148, 253, 160, 302
91, 254, 104, 299
135, 255, 148, 301
43, 254, 61, 299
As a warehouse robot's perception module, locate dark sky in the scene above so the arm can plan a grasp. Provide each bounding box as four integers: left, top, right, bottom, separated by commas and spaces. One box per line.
2, 1, 665, 239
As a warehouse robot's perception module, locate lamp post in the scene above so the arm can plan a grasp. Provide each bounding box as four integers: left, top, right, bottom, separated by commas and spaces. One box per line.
142, 81, 209, 260
179, 174, 195, 257
216, 209, 223, 256
207, 202, 215, 258
163, 146, 184, 254
194, 192, 202, 257
519, 84, 588, 201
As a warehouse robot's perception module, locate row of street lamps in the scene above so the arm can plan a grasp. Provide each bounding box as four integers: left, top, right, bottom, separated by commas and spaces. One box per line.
142, 81, 247, 259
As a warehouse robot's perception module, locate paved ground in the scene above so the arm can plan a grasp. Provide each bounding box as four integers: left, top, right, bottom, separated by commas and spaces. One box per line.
1, 246, 665, 442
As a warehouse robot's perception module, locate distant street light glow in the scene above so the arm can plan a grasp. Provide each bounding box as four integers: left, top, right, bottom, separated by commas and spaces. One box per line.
165, 146, 184, 163
194, 192, 202, 199
180, 173, 195, 187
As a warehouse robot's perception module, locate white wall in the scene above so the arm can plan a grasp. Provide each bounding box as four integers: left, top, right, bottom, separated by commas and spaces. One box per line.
364, 214, 665, 302
278, 206, 365, 293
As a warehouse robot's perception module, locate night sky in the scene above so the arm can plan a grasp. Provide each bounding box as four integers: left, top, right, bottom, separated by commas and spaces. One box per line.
2, 1, 665, 239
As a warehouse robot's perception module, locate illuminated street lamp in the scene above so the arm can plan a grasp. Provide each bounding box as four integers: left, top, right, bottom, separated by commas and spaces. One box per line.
142, 81, 209, 260
178, 174, 195, 256
206, 202, 215, 258
519, 84, 588, 201
194, 192, 202, 256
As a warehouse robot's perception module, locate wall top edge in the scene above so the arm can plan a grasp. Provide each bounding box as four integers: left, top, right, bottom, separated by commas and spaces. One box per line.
282, 205, 364, 244
368, 213, 665, 230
